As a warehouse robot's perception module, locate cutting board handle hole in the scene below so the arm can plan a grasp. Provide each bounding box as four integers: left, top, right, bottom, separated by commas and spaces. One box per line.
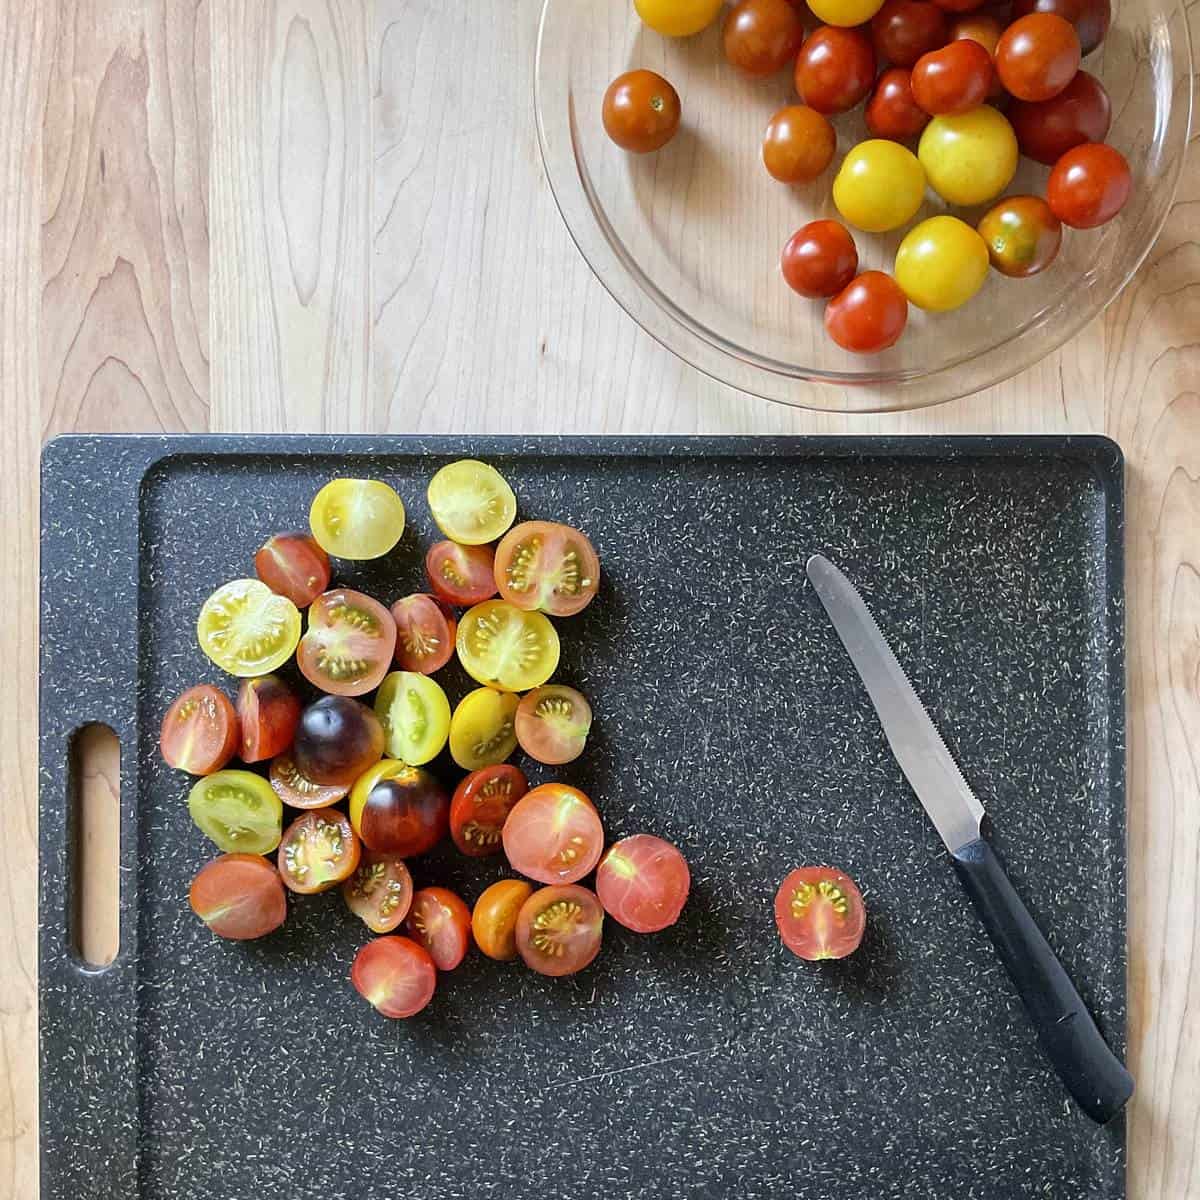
69, 723, 121, 969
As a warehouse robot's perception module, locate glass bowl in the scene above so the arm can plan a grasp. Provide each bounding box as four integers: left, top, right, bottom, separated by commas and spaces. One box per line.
535, 0, 1193, 412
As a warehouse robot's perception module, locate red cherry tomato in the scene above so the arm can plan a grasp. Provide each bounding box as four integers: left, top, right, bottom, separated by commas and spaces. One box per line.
824, 272, 908, 354
502, 783, 605, 885
297, 589, 397, 697
774, 866, 867, 960
406, 887, 472, 971
781, 220, 859, 299
1012, 0, 1109, 55
871, 0, 948, 67
389, 593, 457, 674
160, 684, 239, 776
236, 674, 301, 763
866, 67, 931, 138
1047, 141, 1131, 228
931, 0, 987, 13
515, 884, 605, 977
1008, 70, 1110, 164
277, 807, 361, 895
493, 522, 600, 617
602, 70, 682, 154
425, 540, 498, 607
950, 14, 1004, 96
342, 850, 414, 934
189, 854, 287, 940
723, 0, 805, 78
450, 764, 529, 856
595, 835, 691, 933
995, 13, 1080, 101
794, 26, 876, 115
911, 39, 994, 114
762, 105, 837, 184
351, 936, 436, 1018
268, 754, 349, 810
254, 532, 331, 608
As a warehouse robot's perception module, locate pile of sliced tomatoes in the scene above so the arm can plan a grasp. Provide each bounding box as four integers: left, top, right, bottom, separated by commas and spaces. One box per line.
162, 461, 692, 1018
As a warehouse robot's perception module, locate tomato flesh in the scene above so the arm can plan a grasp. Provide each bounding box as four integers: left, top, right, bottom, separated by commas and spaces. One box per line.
595, 835, 691, 933
254, 532, 330, 608
309, 478, 406, 561
292, 696, 385, 786
502, 783, 604, 885
343, 851, 414, 934
189, 854, 287, 940
236, 674, 301, 763
390, 593, 457, 674
515, 686, 593, 765
349, 764, 449, 857
269, 754, 349, 809
472, 879, 534, 960
449, 764, 528, 856
448, 688, 520, 771
374, 670, 451, 765
775, 866, 867, 960
493, 522, 600, 618
351, 936, 436, 1018
426, 540, 498, 607
188, 769, 284, 855
298, 588, 397, 697
515, 884, 605, 977
197, 579, 301, 678
457, 601, 560, 692
406, 887, 471, 971
427, 459, 517, 545
278, 807, 361, 895
160, 684, 239, 775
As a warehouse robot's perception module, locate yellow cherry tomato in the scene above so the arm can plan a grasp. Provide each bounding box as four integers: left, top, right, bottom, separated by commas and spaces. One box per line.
832, 140, 926, 234
894, 216, 990, 312
427, 459, 517, 546
374, 671, 451, 766
808, 0, 886, 26
309, 478, 406, 560
456, 600, 560, 693
918, 106, 1018, 207
449, 688, 520, 771
196, 578, 301, 677
635, 0, 724, 37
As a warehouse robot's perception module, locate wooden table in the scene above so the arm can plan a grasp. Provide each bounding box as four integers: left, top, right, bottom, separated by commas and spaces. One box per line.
2, 2, 1196, 1195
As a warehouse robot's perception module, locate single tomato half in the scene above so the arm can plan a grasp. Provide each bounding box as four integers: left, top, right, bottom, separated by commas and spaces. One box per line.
515, 686, 593, 765
277, 807, 361, 895
390, 593, 457, 674
292, 696, 385, 786
493, 521, 600, 617
515, 884, 605, 977
449, 763, 529, 856
189, 854, 287, 940
349, 764, 449, 857
160, 684, 240, 775
351, 936, 436, 1018
472, 879, 534, 960
298, 588, 397, 697
268, 754, 350, 809
406, 887, 472, 971
595, 834, 691, 933
236, 674, 301, 763
774, 866, 867, 960
502, 783, 604, 885
426, 541, 498, 607
254, 531, 331, 608
342, 851, 414, 934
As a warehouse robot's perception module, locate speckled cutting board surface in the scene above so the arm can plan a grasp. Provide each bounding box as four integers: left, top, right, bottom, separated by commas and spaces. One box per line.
39, 435, 1127, 1200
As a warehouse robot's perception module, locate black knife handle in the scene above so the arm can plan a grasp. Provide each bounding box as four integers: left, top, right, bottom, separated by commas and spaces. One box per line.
951, 837, 1133, 1124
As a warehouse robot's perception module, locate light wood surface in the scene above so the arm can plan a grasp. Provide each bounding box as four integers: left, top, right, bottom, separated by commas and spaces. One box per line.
5, 0, 1198, 1194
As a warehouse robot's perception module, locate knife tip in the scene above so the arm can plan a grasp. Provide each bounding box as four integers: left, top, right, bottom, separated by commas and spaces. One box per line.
806, 553, 831, 579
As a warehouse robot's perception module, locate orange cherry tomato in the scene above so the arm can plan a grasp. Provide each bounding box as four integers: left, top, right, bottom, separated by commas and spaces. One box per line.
472, 879, 535, 961
775, 866, 867, 960
995, 12, 1080, 101
602, 70, 682, 153
762, 105, 837, 183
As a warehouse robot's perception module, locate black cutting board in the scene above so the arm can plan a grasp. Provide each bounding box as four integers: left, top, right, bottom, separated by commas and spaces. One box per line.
39, 435, 1127, 1200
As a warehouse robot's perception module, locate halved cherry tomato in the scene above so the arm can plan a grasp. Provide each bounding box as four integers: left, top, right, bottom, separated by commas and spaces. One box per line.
374, 671, 450, 765
781, 220, 859, 298
189, 854, 287, 940
602, 70, 683, 154
911, 38, 994, 114
494, 522, 600, 618
502, 783, 604, 885
390, 593, 456, 674
1046, 141, 1130, 228
254, 532, 331, 608
871, 0, 948, 67
349, 764, 449, 856
449, 688, 520, 771
426, 540, 498, 607
342, 851, 414, 934
160, 684, 239, 775
1012, 0, 1109, 55
351, 936, 436, 1018
236, 674, 301, 763
515, 884, 604, 977
427, 459, 517, 545
277, 807, 360, 895
457, 601, 560, 692
515, 686, 592, 765
406, 887, 471, 971
595, 835, 691, 933
472, 879, 534, 960
995, 12, 1080, 101
450, 764, 529, 856
269, 754, 349, 809
309, 478, 406, 561
292, 696, 385, 785
794, 26, 877, 115
1008, 70, 1110, 164
865, 67, 931, 139
723, 0, 805, 77
298, 588, 396, 697
775, 866, 867, 960
762, 105, 837, 184
197, 579, 301, 678
825, 272, 909, 353
188, 769, 284, 855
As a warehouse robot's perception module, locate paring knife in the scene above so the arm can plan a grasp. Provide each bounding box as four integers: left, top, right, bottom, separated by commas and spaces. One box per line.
806, 554, 1133, 1125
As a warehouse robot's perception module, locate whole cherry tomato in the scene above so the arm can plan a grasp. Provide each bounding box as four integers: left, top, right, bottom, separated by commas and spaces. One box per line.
911, 38, 994, 114
918, 104, 1017, 205
1012, 0, 1110, 55
602, 70, 681, 153
1047, 141, 1131, 228
833, 138, 927, 231
636, 0, 725, 37
977, 195, 1063, 276
866, 67, 931, 138
723, 0, 805, 77
781, 220, 859, 298
995, 13, 1080, 101
824, 272, 909, 353
931, 0, 987, 12
1008, 70, 1110, 164
893, 215, 989, 311
950, 14, 1004, 96
809, 0, 889, 27
794, 25, 876, 114
871, 0, 948, 67
762, 105, 837, 183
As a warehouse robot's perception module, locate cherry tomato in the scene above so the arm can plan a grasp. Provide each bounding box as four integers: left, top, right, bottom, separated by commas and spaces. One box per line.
390, 593, 457, 674
832, 139, 925, 232
871, 0, 948, 67
196, 579, 301, 678
472, 879, 534, 960
342, 851, 414, 933
949, 14, 1004, 95
292, 695, 385, 786
502, 783, 604, 885
911, 38, 993, 113
269, 754, 349, 809
635, 0, 725, 37
762, 105, 836, 184
374, 670, 450, 765
493, 521, 600, 617
602, 70, 682, 154
808, 0, 888, 27
932, 0, 987, 13
723, 0, 805, 77
1008, 70, 1109, 164
781, 220, 859, 299
775, 866, 867, 960
865, 68, 931, 138
794, 26, 876, 114
253, 532, 330, 608
236, 674, 301, 763
309, 478, 405, 561
350, 764, 449, 857
188, 769, 284, 855
448, 687, 520, 771
595, 835, 691, 933
1012, 0, 1109, 54
450, 764, 529, 856
824, 272, 909, 353
977, 194, 1062, 275
425, 540, 498, 607
160, 684, 239, 775
514, 686, 593, 765
918, 105, 1017, 204
894, 214, 990, 312
298, 588, 397, 698
457, 600, 560, 692
996, 13, 1079, 101
351, 936, 436, 1018
515, 884, 605, 977
189, 854, 287, 940
277, 807, 360, 895
426, 459, 517, 545
406, 887, 471, 971
1047, 141, 1131, 228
